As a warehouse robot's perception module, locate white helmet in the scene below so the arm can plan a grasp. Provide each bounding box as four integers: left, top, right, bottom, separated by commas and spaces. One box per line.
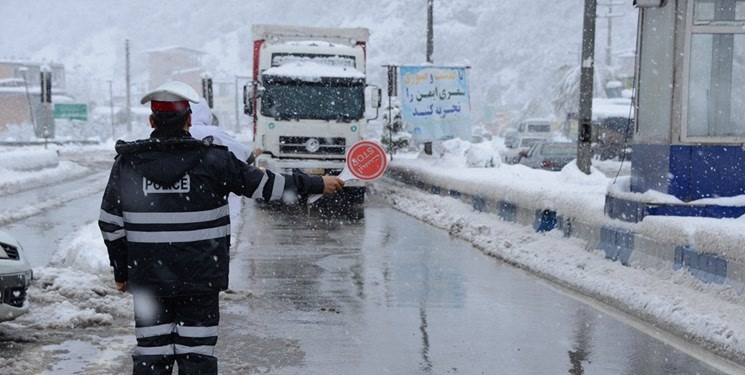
140, 81, 200, 105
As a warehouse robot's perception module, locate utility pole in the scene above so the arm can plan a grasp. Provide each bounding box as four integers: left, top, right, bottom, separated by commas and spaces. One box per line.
234, 76, 239, 132
606, 4, 613, 67
19, 67, 35, 130
384, 65, 398, 158
125, 39, 132, 133
577, 0, 597, 174
598, 1, 624, 67
109, 80, 115, 139
39, 65, 53, 146
426, 0, 434, 64
424, 0, 434, 155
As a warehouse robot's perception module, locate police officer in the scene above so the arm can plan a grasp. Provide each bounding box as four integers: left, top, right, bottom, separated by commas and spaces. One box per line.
98, 81, 344, 374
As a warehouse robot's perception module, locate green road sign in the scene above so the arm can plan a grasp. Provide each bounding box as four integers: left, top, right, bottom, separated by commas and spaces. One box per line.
54, 103, 88, 121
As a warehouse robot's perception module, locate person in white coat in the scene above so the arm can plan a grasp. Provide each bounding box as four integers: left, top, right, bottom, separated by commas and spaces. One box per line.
189, 97, 251, 160
188, 97, 255, 233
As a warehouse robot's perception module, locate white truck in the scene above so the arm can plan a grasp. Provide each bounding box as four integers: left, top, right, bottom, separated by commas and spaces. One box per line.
244, 24, 381, 204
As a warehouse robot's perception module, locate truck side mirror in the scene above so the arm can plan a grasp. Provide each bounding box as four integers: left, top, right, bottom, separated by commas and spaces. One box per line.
243, 84, 254, 115
371, 87, 382, 109
365, 85, 382, 121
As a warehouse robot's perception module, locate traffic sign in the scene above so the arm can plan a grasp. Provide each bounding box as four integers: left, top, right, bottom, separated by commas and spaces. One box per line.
341, 140, 388, 181
54, 103, 88, 121
308, 140, 389, 204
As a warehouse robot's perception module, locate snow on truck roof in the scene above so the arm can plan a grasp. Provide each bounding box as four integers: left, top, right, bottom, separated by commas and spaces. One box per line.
263, 61, 365, 82
252, 24, 369, 45
284, 40, 352, 49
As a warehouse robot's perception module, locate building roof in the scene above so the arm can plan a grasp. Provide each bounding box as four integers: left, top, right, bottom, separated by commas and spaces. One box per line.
146, 46, 206, 55
0, 59, 64, 68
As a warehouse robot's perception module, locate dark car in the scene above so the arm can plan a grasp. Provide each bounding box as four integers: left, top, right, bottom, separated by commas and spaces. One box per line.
518, 142, 576, 171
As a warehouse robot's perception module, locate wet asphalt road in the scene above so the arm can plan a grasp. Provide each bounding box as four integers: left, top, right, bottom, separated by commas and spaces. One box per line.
0, 156, 732, 374
216, 195, 727, 374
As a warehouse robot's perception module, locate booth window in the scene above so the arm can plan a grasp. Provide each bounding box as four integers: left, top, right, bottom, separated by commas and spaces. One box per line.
685, 0, 745, 140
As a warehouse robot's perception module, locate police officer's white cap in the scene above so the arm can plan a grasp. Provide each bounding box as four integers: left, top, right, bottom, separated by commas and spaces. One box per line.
140, 81, 200, 105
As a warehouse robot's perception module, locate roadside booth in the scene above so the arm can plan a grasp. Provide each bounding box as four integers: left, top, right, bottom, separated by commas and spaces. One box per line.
606, 0, 745, 222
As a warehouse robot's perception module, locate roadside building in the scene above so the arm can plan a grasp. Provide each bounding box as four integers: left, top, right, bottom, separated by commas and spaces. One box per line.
0, 60, 65, 133
147, 46, 206, 91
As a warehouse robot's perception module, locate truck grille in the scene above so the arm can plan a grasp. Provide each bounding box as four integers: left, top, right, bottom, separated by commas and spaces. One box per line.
0, 243, 19, 260
279, 136, 346, 156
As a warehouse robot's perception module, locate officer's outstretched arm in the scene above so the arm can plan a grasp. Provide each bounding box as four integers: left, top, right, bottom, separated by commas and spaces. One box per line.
225, 151, 329, 202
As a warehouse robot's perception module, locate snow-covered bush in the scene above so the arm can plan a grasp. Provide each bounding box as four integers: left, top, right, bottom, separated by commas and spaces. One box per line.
466, 141, 502, 168
429, 137, 501, 168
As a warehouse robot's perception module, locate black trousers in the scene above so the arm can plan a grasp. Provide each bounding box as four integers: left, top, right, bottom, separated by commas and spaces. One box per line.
132, 293, 220, 375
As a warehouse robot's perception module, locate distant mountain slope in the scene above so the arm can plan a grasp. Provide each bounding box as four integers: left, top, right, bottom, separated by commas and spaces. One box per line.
0, 0, 638, 122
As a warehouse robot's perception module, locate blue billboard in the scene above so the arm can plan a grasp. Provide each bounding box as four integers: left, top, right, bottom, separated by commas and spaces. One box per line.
399, 65, 471, 143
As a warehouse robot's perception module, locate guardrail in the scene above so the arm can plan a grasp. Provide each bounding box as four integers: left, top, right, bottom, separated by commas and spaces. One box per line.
385, 165, 745, 296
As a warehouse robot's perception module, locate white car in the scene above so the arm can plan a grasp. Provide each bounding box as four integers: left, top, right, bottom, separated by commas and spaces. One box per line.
503, 136, 548, 164
0, 230, 33, 322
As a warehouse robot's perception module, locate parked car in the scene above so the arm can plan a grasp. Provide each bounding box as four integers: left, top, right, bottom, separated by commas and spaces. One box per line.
0, 230, 33, 322
503, 136, 547, 164
518, 141, 577, 171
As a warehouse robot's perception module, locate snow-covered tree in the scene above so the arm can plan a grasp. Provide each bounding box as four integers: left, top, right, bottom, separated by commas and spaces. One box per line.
550, 63, 621, 120
381, 100, 411, 154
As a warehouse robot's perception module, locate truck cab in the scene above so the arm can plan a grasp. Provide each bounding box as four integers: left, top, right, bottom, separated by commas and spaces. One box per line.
245, 25, 380, 204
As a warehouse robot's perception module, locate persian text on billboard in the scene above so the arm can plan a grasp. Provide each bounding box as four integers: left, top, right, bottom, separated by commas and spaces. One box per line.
400, 66, 470, 143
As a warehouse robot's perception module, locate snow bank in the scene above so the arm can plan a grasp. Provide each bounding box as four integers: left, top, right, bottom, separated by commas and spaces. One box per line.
0, 160, 89, 197
0, 148, 58, 171
0, 146, 94, 197
50, 221, 111, 275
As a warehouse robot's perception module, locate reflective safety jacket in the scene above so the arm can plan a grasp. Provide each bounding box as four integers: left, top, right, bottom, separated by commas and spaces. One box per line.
98, 128, 324, 296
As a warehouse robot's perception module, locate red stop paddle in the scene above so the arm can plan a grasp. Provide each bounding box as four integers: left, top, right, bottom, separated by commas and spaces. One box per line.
308, 140, 388, 204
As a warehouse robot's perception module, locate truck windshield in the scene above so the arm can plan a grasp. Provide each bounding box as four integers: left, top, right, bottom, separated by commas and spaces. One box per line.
261, 79, 365, 121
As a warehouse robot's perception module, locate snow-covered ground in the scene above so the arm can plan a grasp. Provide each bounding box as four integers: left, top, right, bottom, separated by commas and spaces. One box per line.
1, 139, 745, 372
